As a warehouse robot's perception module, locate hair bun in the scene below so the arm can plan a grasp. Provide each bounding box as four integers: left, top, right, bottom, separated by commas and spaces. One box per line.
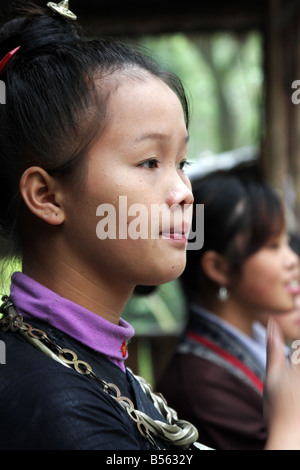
0, 2, 80, 57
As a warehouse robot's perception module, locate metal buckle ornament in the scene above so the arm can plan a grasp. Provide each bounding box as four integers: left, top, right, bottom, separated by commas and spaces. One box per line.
47, 1, 77, 21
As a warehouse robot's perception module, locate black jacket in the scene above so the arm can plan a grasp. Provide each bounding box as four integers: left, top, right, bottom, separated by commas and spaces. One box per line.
0, 319, 173, 450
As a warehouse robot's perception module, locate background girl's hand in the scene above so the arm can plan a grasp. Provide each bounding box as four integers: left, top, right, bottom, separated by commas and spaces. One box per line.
264, 318, 300, 449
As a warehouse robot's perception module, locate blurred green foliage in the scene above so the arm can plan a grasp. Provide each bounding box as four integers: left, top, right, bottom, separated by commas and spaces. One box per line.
122, 280, 187, 336
137, 31, 263, 159
0, 258, 19, 296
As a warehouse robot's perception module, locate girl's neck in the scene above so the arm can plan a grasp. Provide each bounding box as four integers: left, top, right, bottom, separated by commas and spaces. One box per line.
199, 297, 256, 337
22, 251, 133, 325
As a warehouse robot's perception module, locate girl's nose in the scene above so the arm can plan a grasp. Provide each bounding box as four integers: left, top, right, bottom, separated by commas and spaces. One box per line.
165, 176, 194, 209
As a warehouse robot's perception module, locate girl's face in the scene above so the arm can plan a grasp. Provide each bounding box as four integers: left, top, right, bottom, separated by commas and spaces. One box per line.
230, 231, 300, 316
62, 74, 193, 289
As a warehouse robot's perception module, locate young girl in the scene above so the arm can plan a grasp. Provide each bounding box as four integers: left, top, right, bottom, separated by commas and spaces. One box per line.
0, 1, 299, 451
158, 169, 300, 450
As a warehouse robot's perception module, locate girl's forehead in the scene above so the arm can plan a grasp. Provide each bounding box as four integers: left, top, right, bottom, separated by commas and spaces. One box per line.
94, 68, 155, 94
104, 76, 185, 127
100, 70, 176, 100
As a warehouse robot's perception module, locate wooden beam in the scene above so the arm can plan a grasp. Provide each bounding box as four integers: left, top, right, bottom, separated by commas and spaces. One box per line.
0, 1, 267, 36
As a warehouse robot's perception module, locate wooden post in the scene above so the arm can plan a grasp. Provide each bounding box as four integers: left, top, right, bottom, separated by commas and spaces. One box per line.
262, 0, 300, 232
263, 0, 289, 197
289, 12, 300, 230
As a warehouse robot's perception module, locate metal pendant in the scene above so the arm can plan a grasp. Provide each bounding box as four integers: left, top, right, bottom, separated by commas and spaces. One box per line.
218, 286, 229, 301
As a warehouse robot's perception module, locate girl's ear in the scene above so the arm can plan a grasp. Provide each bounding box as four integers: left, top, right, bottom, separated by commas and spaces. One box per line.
19, 166, 65, 225
201, 250, 231, 287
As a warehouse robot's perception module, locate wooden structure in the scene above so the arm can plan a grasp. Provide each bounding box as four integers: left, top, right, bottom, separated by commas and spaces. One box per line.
73, 0, 266, 36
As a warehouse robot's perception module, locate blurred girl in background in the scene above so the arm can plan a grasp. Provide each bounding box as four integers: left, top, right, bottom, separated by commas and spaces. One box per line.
159, 169, 300, 450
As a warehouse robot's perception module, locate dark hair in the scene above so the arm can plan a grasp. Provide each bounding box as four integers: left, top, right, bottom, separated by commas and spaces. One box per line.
181, 169, 285, 300
0, 2, 189, 256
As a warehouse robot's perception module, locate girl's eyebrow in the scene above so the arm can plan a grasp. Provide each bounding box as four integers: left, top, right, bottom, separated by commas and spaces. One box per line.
134, 132, 189, 144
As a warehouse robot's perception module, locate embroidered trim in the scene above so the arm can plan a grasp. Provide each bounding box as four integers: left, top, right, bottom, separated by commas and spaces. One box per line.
186, 330, 264, 393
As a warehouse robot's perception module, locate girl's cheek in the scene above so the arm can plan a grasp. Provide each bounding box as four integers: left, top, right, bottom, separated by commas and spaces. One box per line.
238, 272, 278, 298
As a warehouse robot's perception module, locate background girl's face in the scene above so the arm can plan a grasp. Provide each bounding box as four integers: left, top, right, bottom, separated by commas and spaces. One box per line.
229, 230, 300, 316
61, 73, 193, 289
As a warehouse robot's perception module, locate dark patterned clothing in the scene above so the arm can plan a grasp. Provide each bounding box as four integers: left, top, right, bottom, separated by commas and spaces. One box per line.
0, 318, 174, 450
0, 273, 194, 450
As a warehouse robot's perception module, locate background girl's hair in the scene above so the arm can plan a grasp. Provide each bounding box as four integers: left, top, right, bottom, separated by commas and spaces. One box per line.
181, 168, 285, 300
0, 1, 189, 258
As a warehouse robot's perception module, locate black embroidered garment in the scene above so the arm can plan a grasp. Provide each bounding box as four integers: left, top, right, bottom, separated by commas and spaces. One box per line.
0, 319, 171, 450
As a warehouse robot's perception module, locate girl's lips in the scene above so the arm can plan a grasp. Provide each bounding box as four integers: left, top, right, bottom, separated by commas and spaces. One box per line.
158, 218, 191, 244
160, 232, 188, 244
285, 280, 300, 295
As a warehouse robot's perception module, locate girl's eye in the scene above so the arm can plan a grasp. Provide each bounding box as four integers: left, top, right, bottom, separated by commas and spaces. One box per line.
178, 159, 191, 171
138, 158, 192, 171
267, 240, 281, 250
139, 158, 159, 169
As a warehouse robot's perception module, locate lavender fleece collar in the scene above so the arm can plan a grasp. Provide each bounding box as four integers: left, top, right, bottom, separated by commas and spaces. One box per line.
10, 272, 135, 372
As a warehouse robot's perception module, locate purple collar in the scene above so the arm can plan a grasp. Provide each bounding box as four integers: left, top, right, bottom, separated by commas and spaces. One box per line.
10, 272, 135, 372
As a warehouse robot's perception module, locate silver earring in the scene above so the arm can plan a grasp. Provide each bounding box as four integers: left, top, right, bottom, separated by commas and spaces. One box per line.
218, 286, 228, 301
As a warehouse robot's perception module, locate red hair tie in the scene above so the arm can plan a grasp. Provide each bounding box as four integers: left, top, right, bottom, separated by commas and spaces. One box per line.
0, 46, 20, 76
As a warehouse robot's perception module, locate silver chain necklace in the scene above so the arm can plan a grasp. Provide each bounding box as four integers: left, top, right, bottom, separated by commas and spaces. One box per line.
0, 296, 201, 450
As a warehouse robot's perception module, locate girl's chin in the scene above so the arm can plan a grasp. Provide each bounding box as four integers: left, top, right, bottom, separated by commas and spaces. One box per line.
141, 266, 186, 286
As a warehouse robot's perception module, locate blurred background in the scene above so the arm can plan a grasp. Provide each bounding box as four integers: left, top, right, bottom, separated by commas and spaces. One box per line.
1, 0, 300, 384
